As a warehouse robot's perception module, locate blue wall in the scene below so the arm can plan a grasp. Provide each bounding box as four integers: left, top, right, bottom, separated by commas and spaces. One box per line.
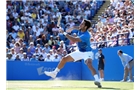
7, 45, 134, 81
7, 61, 82, 80
82, 45, 134, 81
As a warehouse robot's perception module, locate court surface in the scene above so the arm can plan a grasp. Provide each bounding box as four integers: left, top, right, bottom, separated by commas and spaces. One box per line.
7, 79, 134, 90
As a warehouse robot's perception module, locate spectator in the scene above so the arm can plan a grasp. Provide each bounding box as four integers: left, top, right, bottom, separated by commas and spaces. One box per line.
15, 35, 20, 42
43, 43, 51, 53
10, 39, 15, 48
53, 54, 60, 62
56, 48, 62, 60
48, 35, 55, 48
28, 27, 34, 35
84, 7, 91, 19
22, 43, 27, 52
69, 19, 75, 28
17, 29, 25, 40
60, 40, 66, 50
128, 28, 134, 45
36, 44, 42, 53
44, 54, 52, 62
31, 11, 37, 20
6, 47, 9, 54
41, 49, 47, 60
18, 38, 24, 48
14, 42, 21, 54
52, 46, 57, 54
110, 36, 117, 47
97, 19, 103, 29
10, 48, 16, 60
55, 36, 61, 45
18, 48, 24, 59
7, 34, 14, 44
24, 29, 30, 43
15, 54, 21, 61
49, 50, 55, 60
30, 54, 37, 61
21, 53, 29, 61
12, 23, 19, 32
52, 25, 59, 36
6, 53, 13, 61
107, 36, 112, 47
10, 29, 17, 39
29, 42, 36, 54
41, 34, 48, 47
38, 55, 44, 61
28, 35, 35, 45
34, 48, 40, 60
26, 48, 33, 59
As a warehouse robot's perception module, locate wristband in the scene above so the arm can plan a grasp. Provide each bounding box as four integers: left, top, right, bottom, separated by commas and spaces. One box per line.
63, 32, 67, 36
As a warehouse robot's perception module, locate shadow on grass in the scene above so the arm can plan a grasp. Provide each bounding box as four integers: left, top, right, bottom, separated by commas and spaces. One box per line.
101, 87, 121, 90
53, 86, 121, 90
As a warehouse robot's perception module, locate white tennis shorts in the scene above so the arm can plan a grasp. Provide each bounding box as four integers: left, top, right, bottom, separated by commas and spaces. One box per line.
68, 50, 94, 62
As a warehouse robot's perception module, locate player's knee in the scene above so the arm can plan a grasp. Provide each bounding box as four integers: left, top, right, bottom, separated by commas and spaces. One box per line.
61, 57, 68, 62
86, 59, 92, 67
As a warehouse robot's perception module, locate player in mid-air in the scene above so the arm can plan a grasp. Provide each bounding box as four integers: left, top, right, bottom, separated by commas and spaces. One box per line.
44, 19, 102, 88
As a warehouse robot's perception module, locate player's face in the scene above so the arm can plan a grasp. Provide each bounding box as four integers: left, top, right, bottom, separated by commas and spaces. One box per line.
79, 20, 87, 30
118, 51, 121, 56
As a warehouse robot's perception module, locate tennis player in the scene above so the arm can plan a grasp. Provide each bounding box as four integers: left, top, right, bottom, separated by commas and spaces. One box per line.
44, 19, 102, 88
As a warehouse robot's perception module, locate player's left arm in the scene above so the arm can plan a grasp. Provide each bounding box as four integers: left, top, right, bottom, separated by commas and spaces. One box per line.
59, 27, 87, 43
65, 34, 81, 43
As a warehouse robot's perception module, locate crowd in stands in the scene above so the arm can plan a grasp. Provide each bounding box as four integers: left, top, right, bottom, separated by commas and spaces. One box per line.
91, 0, 134, 49
6, 0, 134, 61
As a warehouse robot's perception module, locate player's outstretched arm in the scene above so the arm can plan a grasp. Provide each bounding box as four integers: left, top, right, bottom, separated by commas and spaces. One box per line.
65, 26, 79, 33
59, 27, 81, 43
65, 34, 81, 43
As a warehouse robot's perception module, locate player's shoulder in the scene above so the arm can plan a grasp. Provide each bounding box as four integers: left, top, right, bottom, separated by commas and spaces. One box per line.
84, 31, 90, 36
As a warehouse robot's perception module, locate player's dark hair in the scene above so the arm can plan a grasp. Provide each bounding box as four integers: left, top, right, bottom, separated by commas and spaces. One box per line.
84, 19, 91, 30
119, 50, 123, 54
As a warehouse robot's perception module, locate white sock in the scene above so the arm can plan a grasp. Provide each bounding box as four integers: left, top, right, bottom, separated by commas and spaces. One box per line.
94, 74, 100, 82
54, 68, 60, 73
101, 78, 104, 80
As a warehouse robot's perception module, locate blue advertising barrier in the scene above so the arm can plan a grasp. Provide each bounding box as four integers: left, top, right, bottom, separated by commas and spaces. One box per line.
7, 61, 82, 80
82, 45, 134, 81
7, 45, 134, 81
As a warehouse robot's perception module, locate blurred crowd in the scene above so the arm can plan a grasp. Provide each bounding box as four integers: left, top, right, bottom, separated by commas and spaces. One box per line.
6, 0, 134, 61
90, 0, 134, 49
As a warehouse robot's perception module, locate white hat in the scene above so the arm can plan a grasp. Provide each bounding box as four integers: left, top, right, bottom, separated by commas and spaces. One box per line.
30, 42, 34, 45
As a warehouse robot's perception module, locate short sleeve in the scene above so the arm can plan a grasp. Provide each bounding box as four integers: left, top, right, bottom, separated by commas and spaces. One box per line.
79, 34, 89, 42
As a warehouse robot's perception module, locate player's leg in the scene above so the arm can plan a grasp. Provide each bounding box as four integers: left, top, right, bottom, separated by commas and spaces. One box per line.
44, 55, 74, 78
44, 50, 82, 78
85, 59, 102, 88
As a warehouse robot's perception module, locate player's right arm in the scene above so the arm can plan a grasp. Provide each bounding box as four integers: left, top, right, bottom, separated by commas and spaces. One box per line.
65, 26, 79, 33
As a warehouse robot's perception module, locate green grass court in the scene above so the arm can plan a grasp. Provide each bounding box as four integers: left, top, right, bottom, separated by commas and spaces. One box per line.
6, 80, 134, 90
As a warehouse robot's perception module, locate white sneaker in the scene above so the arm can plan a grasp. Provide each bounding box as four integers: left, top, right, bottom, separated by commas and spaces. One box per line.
101, 78, 104, 81
120, 79, 126, 82
100, 78, 104, 81
127, 79, 133, 82
44, 71, 57, 78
